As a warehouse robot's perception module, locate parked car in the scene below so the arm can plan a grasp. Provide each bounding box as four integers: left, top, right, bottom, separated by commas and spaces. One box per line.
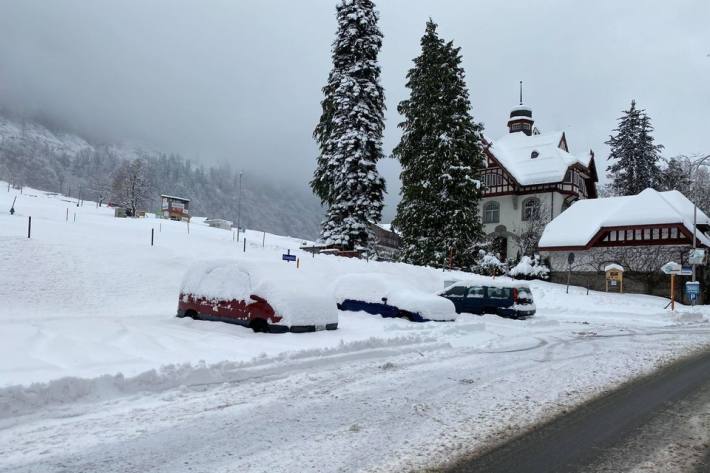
439, 281, 536, 319
334, 273, 457, 322
177, 260, 338, 333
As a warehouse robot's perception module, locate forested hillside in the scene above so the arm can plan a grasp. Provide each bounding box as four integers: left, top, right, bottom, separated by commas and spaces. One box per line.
0, 115, 322, 239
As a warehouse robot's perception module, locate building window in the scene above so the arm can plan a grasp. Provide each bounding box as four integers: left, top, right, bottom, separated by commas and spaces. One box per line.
522, 197, 541, 221
483, 201, 500, 224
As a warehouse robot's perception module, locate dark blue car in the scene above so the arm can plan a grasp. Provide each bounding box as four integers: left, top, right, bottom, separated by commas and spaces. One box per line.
337, 298, 436, 322
439, 283, 536, 319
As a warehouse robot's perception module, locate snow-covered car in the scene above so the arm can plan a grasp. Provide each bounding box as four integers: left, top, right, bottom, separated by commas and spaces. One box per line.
440, 280, 536, 319
334, 273, 458, 322
177, 260, 338, 333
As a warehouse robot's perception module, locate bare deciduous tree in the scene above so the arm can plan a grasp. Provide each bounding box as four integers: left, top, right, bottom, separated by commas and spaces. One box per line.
111, 159, 150, 216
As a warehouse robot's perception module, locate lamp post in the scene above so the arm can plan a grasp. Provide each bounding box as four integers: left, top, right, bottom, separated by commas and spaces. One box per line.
690, 155, 710, 283
237, 171, 243, 240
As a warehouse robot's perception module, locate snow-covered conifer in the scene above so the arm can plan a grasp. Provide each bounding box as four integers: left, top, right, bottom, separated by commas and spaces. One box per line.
311, 0, 386, 251
606, 101, 663, 196
392, 20, 486, 268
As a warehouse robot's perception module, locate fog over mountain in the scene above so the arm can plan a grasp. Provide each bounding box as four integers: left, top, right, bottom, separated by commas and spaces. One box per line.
0, 0, 708, 221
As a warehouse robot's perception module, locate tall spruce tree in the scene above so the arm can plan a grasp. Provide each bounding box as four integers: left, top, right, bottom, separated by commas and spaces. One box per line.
311, 0, 386, 251
606, 100, 664, 196
393, 20, 486, 268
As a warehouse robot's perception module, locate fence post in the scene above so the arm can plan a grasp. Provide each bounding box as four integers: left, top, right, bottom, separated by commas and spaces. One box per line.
151, 228, 155, 247
27, 216, 31, 239
73, 213, 76, 223
243, 238, 246, 253
66, 208, 69, 222
262, 231, 266, 248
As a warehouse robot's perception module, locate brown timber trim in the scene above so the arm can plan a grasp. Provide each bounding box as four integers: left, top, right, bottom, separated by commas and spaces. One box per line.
540, 222, 708, 251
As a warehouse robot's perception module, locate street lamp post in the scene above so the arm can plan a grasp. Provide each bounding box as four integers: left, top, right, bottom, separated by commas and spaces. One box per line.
237, 171, 243, 241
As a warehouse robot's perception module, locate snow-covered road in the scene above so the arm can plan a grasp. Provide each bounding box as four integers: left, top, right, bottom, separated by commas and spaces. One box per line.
2, 315, 709, 473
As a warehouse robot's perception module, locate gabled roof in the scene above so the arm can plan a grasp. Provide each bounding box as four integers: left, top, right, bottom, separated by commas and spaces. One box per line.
487, 131, 593, 186
539, 189, 710, 249
161, 194, 191, 202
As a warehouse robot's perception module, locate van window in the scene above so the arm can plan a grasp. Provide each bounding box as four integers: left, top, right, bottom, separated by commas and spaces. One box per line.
487, 287, 511, 299
466, 287, 484, 298
518, 288, 533, 300
443, 286, 466, 297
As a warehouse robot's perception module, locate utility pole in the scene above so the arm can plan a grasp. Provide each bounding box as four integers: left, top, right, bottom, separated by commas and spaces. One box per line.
237, 171, 243, 240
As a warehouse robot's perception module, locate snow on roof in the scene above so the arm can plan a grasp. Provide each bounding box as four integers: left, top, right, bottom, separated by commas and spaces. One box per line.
488, 131, 591, 186
539, 189, 710, 249
604, 264, 624, 272
161, 194, 191, 202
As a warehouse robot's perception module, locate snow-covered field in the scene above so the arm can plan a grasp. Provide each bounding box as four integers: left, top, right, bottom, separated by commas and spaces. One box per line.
1, 185, 709, 472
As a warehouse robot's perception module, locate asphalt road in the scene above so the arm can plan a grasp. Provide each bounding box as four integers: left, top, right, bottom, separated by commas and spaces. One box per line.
443, 349, 710, 473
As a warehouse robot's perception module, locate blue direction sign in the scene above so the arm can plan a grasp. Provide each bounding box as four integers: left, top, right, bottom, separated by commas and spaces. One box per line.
282, 250, 297, 262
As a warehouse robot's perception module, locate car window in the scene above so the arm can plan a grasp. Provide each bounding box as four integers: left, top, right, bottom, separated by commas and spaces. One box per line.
443, 286, 466, 297
487, 286, 511, 299
466, 287, 484, 298
518, 288, 533, 300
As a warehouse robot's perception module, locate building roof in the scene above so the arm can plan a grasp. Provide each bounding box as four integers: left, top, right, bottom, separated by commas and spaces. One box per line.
539, 189, 710, 249
487, 131, 592, 186
161, 194, 191, 202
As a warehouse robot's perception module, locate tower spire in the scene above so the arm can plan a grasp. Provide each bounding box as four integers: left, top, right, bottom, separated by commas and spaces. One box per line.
519, 80, 523, 106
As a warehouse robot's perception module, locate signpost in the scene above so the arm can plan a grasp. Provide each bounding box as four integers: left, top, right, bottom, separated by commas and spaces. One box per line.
661, 262, 683, 311
686, 281, 701, 306
688, 249, 706, 266
282, 249, 297, 263
605, 264, 624, 293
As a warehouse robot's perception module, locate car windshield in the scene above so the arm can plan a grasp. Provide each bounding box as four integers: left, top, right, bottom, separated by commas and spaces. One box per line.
443, 286, 467, 297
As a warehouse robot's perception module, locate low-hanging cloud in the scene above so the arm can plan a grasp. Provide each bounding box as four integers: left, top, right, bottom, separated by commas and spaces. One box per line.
0, 0, 708, 219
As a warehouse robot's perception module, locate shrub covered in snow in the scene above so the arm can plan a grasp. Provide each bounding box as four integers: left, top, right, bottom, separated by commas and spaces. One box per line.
508, 255, 550, 281
472, 250, 508, 277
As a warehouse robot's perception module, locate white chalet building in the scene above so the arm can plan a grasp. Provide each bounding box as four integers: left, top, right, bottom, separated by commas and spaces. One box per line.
479, 105, 598, 260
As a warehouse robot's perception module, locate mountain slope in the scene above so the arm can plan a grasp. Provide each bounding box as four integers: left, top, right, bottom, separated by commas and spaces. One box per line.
0, 114, 322, 238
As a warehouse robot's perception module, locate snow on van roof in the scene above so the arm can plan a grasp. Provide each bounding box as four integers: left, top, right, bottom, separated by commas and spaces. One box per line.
442, 278, 531, 291
539, 189, 710, 249
333, 273, 456, 321
180, 259, 337, 327
487, 131, 592, 186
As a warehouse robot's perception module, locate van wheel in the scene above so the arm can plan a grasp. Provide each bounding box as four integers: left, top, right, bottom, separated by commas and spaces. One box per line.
249, 319, 269, 333
185, 310, 199, 320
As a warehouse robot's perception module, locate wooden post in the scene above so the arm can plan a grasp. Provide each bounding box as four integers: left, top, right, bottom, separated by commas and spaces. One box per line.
66, 208, 69, 222
151, 228, 154, 247
297, 258, 300, 269
73, 213, 76, 223
671, 273, 675, 311
262, 231, 266, 248
27, 216, 31, 239
187, 221, 190, 234
233, 230, 235, 242
243, 238, 246, 253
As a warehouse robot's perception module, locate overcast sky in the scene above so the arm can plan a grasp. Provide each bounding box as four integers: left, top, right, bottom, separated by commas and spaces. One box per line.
0, 0, 708, 219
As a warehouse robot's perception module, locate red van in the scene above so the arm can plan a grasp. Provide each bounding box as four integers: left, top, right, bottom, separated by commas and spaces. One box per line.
177, 260, 338, 333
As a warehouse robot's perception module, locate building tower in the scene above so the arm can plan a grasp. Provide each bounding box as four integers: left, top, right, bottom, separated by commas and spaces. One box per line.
507, 81, 534, 136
